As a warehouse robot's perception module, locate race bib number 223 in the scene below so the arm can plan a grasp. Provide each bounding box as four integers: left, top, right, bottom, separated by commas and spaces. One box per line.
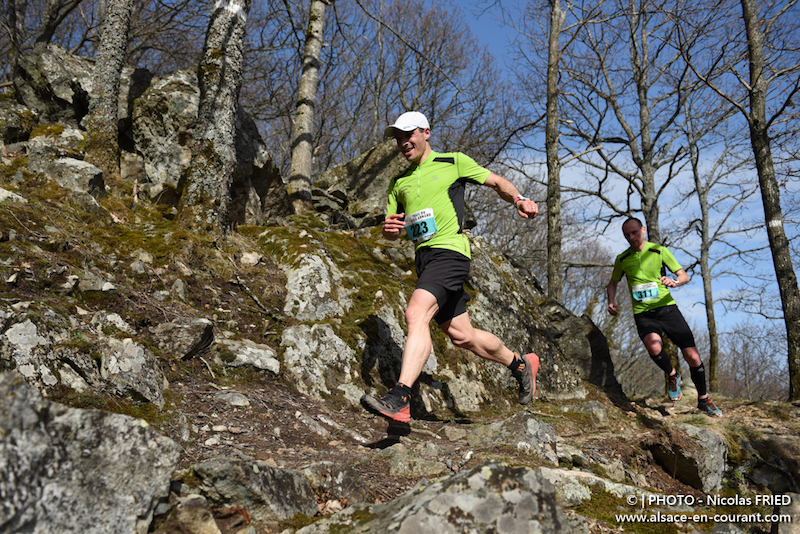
405, 208, 437, 244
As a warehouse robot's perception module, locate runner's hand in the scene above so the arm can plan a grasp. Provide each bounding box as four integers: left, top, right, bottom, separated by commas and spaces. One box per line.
608, 302, 618, 316
659, 276, 678, 288
383, 213, 405, 239
516, 199, 539, 219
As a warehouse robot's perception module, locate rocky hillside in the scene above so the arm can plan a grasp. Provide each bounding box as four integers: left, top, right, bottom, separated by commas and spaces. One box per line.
1, 45, 800, 534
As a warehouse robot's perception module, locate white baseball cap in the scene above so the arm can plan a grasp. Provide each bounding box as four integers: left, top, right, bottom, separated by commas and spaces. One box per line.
383, 111, 430, 139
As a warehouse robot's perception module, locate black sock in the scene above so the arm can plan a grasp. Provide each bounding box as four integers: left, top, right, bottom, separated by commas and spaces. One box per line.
690, 363, 708, 397
391, 382, 412, 399
650, 350, 674, 375
507, 353, 524, 378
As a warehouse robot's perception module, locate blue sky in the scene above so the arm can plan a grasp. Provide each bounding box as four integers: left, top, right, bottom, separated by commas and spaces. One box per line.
446, 0, 793, 344
450, 1, 514, 61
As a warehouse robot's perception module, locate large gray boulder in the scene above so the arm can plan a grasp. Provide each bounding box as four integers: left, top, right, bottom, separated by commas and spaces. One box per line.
467, 412, 559, 464
467, 236, 585, 400
131, 70, 292, 225
282, 323, 356, 397
294, 462, 585, 533
150, 317, 214, 361
0, 372, 180, 534
1, 317, 62, 390
540, 298, 623, 394
14, 43, 152, 128
185, 458, 318, 522
0, 99, 38, 143
130, 71, 197, 188
99, 336, 167, 408
13, 45, 290, 226
0, 309, 168, 408
647, 423, 727, 493
313, 139, 408, 228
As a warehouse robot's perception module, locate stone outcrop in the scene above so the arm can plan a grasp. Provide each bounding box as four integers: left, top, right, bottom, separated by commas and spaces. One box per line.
540, 298, 624, 394
292, 462, 585, 534
183, 458, 318, 522
0, 372, 180, 534
7, 44, 291, 226
0, 99, 38, 143
2, 44, 798, 534
313, 140, 408, 229
647, 423, 727, 493
467, 411, 559, 464
1, 311, 167, 408
130, 69, 292, 225
13, 42, 152, 128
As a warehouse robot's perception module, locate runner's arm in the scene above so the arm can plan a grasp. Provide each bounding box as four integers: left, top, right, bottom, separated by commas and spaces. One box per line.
660, 269, 690, 288
483, 173, 538, 219
607, 278, 619, 316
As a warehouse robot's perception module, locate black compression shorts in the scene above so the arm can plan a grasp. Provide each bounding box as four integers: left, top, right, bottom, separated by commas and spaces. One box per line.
634, 304, 696, 349
414, 247, 471, 325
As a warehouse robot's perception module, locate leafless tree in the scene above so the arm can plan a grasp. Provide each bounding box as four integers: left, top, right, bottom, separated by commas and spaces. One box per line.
83, 0, 134, 176
1, 0, 210, 84
2, 0, 28, 75
35, 0, 84, 45
717, 320, 790, 400
179, 0, 252, 232
651, 28, 768, 392
248, 0, 519, 179
557, 0, 704, 244
678, 0, 800, 399
670, 101, 762, 391
545, 0, 566, 301
287, 0, 328, 214
124, 0, 210, 75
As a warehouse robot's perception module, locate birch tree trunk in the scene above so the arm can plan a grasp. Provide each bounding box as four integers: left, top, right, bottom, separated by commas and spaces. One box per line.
287, 0, 327, 214
740, 0, 800, 400
546, 0, 565, 301
84, 0, 134, 176
179, 0, 251, 231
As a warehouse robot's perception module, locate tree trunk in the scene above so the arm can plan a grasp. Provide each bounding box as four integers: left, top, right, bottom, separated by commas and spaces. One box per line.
179, 0, 251, 231
6, 0, 29, 72
639, 167, 660, 244
691, 145, 720, 391
546, 0, 565, 301
286, 0, 326, 213
84, 0, 134, 177
287, 0, 327, 214
741, 0, 800, 400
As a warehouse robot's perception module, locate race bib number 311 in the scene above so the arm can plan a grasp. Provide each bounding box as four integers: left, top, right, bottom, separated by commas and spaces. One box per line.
405, 208, 437, 244
632, 282, 659, 302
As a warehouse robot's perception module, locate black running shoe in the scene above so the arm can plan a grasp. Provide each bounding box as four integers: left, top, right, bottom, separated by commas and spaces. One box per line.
360, 390, 411, 423
515, 353, 539, 405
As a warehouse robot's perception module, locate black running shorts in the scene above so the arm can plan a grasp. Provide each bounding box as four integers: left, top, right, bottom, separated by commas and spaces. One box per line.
414, 247, 471, 325
634, 304, 696, 349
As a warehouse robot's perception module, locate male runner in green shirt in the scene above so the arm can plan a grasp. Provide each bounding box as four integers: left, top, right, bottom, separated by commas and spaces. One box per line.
361, 111, 540, 423
607, 217, 722, 417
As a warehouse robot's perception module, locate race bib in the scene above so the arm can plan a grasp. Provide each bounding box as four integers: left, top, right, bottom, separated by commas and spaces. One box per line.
632, 282, 659, 302
405, 208, 437, 244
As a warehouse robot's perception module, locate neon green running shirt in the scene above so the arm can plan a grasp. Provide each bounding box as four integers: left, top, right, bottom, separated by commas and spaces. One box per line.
386, 151, 490, 258
611, 243, 683, 314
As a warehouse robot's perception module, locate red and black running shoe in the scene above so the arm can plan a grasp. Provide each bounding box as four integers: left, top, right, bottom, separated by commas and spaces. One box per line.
360, 390, 411, 423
